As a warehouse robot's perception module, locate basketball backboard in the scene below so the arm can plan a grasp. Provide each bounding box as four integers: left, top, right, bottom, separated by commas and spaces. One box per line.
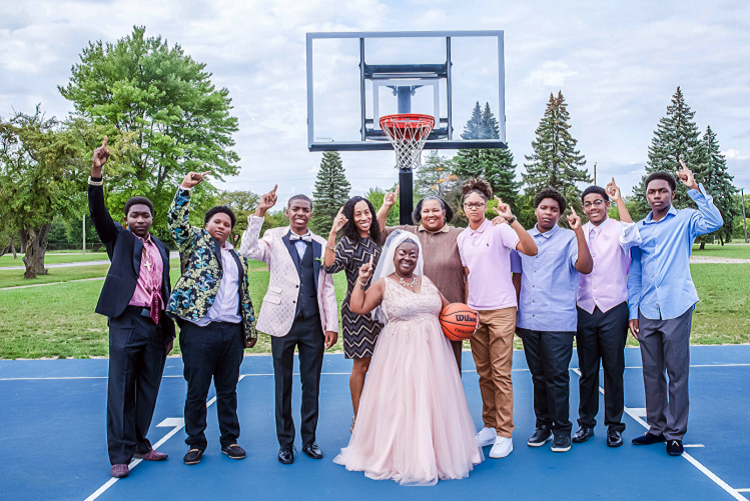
306, 31, 506, 152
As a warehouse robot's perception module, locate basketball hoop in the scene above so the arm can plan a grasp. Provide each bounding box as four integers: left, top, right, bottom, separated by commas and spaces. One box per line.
379, 114, 435, 171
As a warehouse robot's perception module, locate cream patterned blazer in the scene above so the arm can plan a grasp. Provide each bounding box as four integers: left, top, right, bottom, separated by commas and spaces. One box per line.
239, 215, 338, 337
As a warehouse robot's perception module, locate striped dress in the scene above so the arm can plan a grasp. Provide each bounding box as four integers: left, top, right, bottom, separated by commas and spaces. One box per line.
325, 236, 383, 359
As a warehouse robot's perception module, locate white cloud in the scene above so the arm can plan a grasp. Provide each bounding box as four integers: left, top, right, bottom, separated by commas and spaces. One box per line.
723, 149, 749, 160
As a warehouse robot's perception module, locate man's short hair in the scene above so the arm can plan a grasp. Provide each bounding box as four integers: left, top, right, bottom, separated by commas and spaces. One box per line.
534, 188, 567, 213
124, 196, 154, 217
204, 205, 237, 229
581, 186, 609, 202
645, 172, 676, 192
287, 194, 313, 209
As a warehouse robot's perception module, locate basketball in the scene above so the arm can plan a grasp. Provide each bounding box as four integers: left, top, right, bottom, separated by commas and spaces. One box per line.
439, 303, 479, 341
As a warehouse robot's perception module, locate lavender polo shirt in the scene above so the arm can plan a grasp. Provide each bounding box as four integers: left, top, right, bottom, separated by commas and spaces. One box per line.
457, 219, 520, 311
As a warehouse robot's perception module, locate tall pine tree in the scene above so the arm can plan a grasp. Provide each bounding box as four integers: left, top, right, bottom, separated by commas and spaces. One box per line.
311, 151, 351, 234
452, 102, 520, 212
693, 125, 736, 246
522, 91, 590, 214
634, 87, 701, 216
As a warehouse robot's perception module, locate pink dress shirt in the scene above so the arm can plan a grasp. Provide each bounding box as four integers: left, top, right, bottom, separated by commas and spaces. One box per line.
577, 217, 641, 314
129, 234, 164, 311
193, 241, 242, 326
457, 219, 520, 311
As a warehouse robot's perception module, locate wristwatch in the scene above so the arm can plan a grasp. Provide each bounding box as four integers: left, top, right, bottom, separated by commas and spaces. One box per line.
506, 216, 516, 225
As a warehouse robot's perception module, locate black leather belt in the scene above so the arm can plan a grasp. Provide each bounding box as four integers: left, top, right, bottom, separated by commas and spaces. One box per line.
125, 305, 152, 318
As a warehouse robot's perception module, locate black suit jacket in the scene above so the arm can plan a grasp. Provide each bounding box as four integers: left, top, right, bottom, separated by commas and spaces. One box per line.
88, 180, 176, 339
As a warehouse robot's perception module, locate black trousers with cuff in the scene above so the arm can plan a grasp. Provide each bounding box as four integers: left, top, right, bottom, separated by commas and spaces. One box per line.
180, 320, 244, 450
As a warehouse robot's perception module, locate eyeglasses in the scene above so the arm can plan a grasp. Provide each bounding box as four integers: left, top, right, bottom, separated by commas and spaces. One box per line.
582, 199, 607, 208
464, 202, 486, 209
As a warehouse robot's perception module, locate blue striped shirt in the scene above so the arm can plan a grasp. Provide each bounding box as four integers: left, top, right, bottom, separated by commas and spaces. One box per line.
627, 184, 723, 321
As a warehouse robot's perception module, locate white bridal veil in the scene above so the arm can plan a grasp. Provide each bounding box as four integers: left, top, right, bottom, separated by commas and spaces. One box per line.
370, 230, 424, 325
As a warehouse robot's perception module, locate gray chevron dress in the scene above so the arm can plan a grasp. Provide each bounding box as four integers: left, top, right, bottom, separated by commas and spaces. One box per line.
325, 236, 383, 359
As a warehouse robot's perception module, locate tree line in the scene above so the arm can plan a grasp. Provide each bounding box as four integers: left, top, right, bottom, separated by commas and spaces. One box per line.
0, 27, 744, 280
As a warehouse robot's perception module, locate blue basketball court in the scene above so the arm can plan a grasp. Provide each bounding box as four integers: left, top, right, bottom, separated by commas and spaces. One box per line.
2, 345, 749, 501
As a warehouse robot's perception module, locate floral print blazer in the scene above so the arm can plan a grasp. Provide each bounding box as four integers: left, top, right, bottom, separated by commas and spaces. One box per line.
166, 187, 257, 343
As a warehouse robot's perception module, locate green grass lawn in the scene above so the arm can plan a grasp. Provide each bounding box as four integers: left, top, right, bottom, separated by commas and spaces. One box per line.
0, 253, 109, 267
0, 263, 747, 359
691, 243, 750, 260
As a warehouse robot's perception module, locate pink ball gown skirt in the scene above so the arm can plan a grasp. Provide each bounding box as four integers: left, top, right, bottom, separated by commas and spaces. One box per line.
334, 277, 484, 486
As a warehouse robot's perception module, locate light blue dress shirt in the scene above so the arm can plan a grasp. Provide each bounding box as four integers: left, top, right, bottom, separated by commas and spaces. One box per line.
627, 184, 723, 321
515, 224, 581, 332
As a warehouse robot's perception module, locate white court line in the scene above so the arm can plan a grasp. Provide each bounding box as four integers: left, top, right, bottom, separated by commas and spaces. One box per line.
83, 376, 245, 501
571, 368, 746, 501
4, 362, 749, 381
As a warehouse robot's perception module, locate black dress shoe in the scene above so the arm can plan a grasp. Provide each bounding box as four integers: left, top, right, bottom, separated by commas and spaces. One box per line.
666, 439, 684, 456
221, 444, 246, 459
183, 448, 204, 465
607, 429, 623, 447
572, 426, 595, 443
527, 426, 553, 447
302, 442, 323, 459
278, 445, 294, 464
551, 434, 572, 453
631, 432, 666, 446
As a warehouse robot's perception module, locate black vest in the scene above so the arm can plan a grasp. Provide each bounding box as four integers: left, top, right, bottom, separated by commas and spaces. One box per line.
296, 244, 319, 319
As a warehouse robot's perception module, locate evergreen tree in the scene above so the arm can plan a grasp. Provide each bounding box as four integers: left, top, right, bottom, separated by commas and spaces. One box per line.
452, 103, 521, 212
461, 102, 483, 140
311, 151, 351, 234
693, 125, 737, 246
634, 87, 702, 214
523, 91, 590, 214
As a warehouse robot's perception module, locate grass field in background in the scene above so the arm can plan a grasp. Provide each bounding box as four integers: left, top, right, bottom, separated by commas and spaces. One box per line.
0, 262, 747, 359
691, 243, 750, 259
0, 253, 109, 267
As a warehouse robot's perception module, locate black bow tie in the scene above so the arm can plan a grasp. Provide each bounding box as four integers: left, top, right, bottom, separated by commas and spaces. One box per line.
290, 233, 312, 243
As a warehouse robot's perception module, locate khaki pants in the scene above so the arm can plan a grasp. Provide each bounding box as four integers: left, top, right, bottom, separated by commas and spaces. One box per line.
470, 307, 517, 438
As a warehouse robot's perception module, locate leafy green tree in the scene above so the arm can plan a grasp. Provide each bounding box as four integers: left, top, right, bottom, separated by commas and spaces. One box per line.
58, 26, 239, 241
311, 151, 351, 234
462, 102, 483, 140
693, 126, 737, 247
732, 193, 750, 241
633, 87, 701, 214
415, 151, 458, 198
523, 91, 590, 215
0, 107, 89, 278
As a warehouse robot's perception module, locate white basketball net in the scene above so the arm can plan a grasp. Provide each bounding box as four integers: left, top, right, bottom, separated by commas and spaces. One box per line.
380, 115, 435, 171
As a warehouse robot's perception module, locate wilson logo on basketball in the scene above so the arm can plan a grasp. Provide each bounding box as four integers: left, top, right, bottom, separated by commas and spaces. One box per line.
439, 303, 479, 342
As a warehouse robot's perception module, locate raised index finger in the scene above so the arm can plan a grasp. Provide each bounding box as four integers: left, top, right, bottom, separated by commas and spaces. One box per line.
679, 159, 687, 170
201, 171, 212, 177
102, 136, 108, 148
271, 184, 278, 195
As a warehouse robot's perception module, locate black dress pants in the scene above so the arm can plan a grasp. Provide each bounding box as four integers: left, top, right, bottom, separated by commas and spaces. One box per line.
575, 302, 629, 431
107, 308, 168, 465
271, 313, 325, 447
180, 320, 244, 450
518, 328, 575, 437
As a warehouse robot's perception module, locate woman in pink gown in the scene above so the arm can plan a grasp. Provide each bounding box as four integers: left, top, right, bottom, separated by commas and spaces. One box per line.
333, 231, 483, 485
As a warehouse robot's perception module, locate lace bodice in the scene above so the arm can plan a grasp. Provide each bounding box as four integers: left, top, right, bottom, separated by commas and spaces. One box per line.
382, 276, 442, 323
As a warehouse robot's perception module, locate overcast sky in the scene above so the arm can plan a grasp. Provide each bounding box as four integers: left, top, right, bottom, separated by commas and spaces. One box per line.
2, 0, 749, 206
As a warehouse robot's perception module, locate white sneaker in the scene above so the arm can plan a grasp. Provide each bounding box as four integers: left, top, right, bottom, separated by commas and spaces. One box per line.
489, 436, 513, 458
475, 427, 497, 447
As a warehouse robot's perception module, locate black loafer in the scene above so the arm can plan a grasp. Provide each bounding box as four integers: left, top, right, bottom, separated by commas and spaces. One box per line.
221, 444, 246, 460
183, 448, 204, 465
572, 426, 595, 443
632, 432, 666, 446
607, 429, 624, 447
527, 426, 553, 447
278, 445, 294, 464
666, 439, 684, 456
303, 442, 323, 459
